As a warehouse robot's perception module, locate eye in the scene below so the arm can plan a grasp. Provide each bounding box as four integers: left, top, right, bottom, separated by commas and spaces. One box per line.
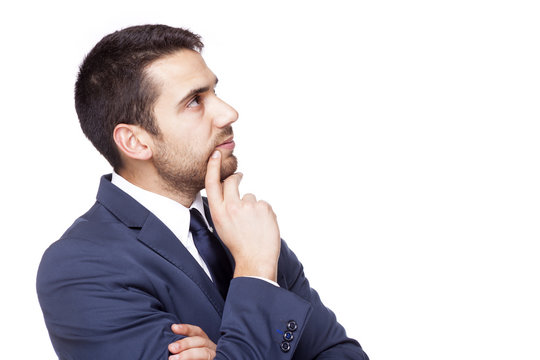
187, 95, 202, 108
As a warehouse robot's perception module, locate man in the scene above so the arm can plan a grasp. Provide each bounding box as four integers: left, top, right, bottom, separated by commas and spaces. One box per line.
37, 24, 369, 359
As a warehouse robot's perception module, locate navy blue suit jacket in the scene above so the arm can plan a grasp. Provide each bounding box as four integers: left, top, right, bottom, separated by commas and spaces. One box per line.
37, 175, 368, 359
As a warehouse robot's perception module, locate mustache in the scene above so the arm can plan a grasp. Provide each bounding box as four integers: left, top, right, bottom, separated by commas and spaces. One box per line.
212, 126, 234, 148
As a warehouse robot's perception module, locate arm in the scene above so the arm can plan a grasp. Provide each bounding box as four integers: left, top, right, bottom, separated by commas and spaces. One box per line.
37, 236, 311, 360
278, 241, 369, 359
169, 151, 367, 359
36, 238, 183, 360
168, 249, 369, 360
201, 151, 312, 358
38, 151, 365, 359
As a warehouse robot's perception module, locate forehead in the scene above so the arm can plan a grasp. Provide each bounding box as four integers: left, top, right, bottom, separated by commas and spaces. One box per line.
145, 50, 216, 94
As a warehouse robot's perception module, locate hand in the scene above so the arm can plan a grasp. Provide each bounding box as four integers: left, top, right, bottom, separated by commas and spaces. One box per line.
168, 324, 216, 360
205, 150, 281, 282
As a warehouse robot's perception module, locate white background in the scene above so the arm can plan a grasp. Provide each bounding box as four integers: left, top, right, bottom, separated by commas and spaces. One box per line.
1, 1, 539, 359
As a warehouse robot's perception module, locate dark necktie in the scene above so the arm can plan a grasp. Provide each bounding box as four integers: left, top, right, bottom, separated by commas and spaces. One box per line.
189, 208, 233, 299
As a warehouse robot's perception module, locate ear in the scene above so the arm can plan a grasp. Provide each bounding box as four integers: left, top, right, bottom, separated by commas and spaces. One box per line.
113, 124, 153, 161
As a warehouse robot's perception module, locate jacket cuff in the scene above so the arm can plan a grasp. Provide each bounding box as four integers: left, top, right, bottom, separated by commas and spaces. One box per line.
219, 277, 312, 358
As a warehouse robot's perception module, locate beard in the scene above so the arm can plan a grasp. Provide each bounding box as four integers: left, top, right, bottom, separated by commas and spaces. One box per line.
152, 127, 238, 196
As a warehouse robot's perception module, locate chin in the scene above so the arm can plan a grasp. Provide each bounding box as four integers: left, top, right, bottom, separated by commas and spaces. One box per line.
220, 155, 238, 181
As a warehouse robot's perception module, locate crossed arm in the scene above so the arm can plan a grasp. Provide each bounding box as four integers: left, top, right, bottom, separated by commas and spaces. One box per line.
167, 150, 369, 359
37, 150, 368, 359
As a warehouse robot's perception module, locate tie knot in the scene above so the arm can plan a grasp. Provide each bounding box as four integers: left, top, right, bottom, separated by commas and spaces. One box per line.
189, 208, 209, 233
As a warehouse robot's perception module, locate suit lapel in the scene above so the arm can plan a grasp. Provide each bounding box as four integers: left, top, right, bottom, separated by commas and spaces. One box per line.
96, 175, 225, 316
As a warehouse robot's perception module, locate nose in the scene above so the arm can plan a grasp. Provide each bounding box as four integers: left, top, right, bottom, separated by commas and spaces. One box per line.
211, 96, 238, 128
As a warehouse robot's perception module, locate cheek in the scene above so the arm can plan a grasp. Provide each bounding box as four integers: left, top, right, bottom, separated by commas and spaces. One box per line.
159, 125, 214, 160
191, 130, 216, 154
181, 137, 211, 162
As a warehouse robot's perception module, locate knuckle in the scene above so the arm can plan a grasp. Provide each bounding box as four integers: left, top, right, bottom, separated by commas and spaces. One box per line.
178, 339, 189, 349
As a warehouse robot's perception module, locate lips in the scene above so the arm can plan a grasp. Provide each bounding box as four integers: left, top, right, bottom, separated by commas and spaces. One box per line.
216, 137, 235, 150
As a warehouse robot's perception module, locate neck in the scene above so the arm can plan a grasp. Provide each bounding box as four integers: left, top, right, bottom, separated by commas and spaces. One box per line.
117, 166, 197, 208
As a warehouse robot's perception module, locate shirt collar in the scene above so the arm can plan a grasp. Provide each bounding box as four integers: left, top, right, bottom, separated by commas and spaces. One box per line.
111, 171, 210, 244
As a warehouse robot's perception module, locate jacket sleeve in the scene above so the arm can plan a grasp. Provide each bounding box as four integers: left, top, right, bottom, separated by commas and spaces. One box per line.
37, 236, 366, 360
36, 237, 186, 360
213, 240, 368, 359
37, 237, 313, 360
275, 240, 369, 359
217, 277, 313, 359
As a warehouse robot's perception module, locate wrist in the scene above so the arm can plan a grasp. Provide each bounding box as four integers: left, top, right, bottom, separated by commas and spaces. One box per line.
233, 262, 278, 283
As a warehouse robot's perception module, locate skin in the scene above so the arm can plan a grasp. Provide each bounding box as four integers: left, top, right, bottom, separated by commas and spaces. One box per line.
111, 50, 281, 360
113, 49, 239, 207
168, 324, 217, 360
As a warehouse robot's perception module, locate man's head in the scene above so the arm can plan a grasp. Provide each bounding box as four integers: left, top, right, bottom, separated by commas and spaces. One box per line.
75, 25, 238, 197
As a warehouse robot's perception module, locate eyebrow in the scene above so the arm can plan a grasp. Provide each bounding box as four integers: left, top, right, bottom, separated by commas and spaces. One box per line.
177, 77, 219, 106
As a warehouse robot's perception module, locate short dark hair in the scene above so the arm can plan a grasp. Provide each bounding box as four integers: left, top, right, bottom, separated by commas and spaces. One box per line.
75, 24, 204, 170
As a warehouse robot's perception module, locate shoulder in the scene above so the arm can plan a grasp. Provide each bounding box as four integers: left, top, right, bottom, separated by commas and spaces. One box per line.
36, 202, 139, 291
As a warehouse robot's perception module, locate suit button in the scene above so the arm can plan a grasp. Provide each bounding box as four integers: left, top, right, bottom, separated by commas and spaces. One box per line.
287, 320, 298, 332
283, 331, 294, 341
280, 341, 291, 352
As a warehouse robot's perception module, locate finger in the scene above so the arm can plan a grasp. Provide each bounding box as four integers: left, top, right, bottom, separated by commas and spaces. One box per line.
223, 172, 243, 202
171, 324, 210, 339
179, 336, 216, 350
242, 193, 257, 202
169, 347, 216, 360
205, 151, 223, 206
168, 336, 216, 354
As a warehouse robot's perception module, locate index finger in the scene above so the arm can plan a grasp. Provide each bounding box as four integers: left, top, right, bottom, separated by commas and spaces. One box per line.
205, 150, 224, 205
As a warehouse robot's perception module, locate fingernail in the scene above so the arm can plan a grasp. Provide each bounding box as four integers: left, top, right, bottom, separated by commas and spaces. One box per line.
212, 151, 220, 158
170, 343, 179, 351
